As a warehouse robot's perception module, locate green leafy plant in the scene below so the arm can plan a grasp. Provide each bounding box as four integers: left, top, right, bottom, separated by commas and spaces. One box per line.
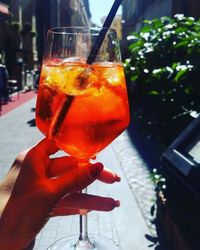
125, 14, 200, 147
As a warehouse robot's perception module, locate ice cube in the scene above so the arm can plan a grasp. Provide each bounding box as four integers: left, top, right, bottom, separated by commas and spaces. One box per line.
59, 57, 86, 64
72, 67, 100, 95
103, 65, 123, 86
57, 63, 99, 95
74, 68, 92, 90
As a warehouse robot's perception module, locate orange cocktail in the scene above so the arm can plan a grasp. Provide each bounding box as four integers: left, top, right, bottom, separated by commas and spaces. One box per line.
36, 60, 130, 159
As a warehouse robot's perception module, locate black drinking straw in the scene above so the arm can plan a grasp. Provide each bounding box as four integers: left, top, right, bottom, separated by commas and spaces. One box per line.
87, 0, 122, 64
51, 0, 122, 137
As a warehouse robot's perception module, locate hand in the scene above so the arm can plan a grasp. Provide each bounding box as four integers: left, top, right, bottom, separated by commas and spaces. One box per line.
0, 139, 120, 250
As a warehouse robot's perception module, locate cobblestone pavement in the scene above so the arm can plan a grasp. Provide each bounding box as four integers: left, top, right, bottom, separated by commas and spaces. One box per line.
0, 97, 157, 250
112, 132, 157, 236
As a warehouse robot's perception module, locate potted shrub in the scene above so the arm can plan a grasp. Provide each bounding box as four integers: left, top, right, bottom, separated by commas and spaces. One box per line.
125, 15, 200, 249
125, 14, 200, 148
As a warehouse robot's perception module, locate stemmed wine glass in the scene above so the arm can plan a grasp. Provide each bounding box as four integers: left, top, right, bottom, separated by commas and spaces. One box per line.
35, 26, 130, 250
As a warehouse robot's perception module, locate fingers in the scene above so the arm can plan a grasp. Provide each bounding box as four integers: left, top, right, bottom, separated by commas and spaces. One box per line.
51, 193, 120, 216
47, 156, 79, 177
48, 158, 120, 184
62, 193, 120, 211
23, 138, 59, 176
97, 168, 121, 184
51, 162, 104, 197
32, 138, 59, 157
51, 207, 79, 216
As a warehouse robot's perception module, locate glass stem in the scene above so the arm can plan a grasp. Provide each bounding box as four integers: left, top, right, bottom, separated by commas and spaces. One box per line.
79, 188, 89, 241
75, 186, 95, 249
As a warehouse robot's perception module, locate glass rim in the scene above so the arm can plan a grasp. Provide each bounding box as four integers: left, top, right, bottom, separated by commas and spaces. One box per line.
48, 26, 117, 35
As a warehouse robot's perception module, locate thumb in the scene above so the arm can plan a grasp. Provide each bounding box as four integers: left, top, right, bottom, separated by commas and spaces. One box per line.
51, 162, 103, 197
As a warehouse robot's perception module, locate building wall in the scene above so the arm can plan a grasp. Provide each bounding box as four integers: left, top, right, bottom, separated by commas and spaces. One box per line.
21, 0, 33, 24
172, 0, 200, 19
122, 0, 200, 39
121, 0, 136, 42
70, 0, 91, 26
122, 0, 172, 36
9, 0, 20, 21
59, 0, 71, 26
112, 15, 122, 40
1, 0, 91, 65
121, 0, 200, 58
101, 15, 122, 40
136, 0, 172, 31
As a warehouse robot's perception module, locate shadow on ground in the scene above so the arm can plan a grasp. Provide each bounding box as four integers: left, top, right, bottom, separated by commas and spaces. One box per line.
27, 119, 36, 127
127, 117, 163, 171
127, 116, 170, 250
27, 107, 36, 127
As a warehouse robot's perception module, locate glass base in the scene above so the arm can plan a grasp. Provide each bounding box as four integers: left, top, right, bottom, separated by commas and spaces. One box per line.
47, 235, 121, 250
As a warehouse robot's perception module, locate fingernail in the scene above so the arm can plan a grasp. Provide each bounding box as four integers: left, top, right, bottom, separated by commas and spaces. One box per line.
115, 174, 121, 182
91, 155, 97, 160
90, 163, 103, 177
115, 200, 120, 207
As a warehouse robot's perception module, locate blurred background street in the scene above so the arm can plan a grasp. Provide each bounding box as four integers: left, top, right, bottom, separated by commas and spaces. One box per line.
1, 1, 200, 249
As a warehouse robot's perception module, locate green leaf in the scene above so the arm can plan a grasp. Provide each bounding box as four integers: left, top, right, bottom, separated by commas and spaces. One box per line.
129, 41, 144, 52
131, 75, 138, 82
149, 90, 159, 95
140, 26, 152, 33
174, 68, 188, 82
174, 40, 189, 48
143, 20, 152, 25
184, 86, 193, 94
